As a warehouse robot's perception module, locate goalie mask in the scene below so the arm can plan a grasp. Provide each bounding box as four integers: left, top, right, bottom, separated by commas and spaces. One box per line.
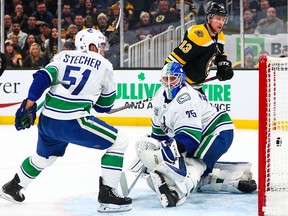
161, 62, 186, 100
75, 28, 109, 53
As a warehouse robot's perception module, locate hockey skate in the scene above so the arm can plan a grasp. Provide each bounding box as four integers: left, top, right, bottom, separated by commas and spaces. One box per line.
150, 171, 178, 208
0, 174, 25, 203
97, 176, 132, 212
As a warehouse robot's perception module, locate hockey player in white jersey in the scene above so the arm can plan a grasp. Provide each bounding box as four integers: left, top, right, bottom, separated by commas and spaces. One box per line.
0, 28, 132, 212
133, 62, 256, 207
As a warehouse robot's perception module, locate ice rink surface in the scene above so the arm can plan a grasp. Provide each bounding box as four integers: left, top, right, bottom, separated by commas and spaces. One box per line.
0, 125, 258, 216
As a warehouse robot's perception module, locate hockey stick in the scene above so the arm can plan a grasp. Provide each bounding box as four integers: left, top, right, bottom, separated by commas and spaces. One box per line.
108, 75, 220, 114
36, 75, 220, 114
107, 7, 122, 43
120, 166, 147, 196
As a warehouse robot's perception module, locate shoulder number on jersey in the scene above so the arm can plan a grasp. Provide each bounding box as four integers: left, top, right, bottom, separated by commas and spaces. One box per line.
179, 40, 192, 53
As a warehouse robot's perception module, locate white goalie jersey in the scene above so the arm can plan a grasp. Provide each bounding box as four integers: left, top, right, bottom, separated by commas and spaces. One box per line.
151, 85, 235, 140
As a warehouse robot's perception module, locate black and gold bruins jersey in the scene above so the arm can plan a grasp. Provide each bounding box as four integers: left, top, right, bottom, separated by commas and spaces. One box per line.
165, 24, 227, 85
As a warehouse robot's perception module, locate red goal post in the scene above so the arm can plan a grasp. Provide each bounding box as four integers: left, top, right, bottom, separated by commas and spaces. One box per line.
258, 55, 288, 216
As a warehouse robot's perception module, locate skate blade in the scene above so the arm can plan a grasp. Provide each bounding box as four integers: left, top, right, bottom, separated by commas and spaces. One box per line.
150, 172, 169, 208
0, 188, 22, 203
97, 203, 132, 212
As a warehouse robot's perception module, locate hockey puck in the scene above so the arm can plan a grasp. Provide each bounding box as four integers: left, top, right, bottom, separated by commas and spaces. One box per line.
276, 137, 282, 147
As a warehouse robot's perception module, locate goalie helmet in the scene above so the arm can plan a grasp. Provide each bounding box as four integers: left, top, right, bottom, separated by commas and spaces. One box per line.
75, 28, 108, 52
206, 2, 228, 24
161, 62, 186, 100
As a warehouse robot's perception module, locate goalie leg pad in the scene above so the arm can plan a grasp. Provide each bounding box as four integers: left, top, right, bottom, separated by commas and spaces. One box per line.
197, 161, 257, 193
150, 171, 178, 208
151, 157, 206, 206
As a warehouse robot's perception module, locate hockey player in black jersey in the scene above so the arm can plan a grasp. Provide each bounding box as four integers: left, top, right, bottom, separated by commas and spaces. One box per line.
165, 1, 234, 91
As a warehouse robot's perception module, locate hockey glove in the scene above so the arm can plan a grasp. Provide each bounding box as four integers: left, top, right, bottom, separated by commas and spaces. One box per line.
0, 52, 7, 76
216, 60, 234, 81
160, 139, 181, 163
15, 99, 37, 131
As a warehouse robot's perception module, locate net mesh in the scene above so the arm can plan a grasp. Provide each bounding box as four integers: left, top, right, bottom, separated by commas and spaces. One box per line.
263, 56, 288, 216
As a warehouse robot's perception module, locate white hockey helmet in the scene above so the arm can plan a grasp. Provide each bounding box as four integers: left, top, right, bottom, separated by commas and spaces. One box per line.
75, 28, 108, 52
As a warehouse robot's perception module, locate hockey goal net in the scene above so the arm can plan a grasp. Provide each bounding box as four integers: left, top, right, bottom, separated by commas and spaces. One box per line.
258, 56, 288, 216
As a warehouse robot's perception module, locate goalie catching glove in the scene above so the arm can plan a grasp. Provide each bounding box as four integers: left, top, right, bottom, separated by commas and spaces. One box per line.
136, 137, 181, 172
216, 59, 234, 81
15, 99, 37, 131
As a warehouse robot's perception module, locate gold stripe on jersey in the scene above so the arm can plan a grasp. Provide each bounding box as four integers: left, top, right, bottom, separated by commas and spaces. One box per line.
166, 51, 186, 65
185, 76, 195, 84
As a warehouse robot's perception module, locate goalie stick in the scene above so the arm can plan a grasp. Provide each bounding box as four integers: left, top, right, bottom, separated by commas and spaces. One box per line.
120, 167, 147, 196
108, 75, 220, 114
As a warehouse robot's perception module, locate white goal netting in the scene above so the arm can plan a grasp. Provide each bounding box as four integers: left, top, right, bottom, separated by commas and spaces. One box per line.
259, 56, 288, 216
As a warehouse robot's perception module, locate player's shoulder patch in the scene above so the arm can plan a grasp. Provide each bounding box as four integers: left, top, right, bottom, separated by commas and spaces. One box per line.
176, 92, 191, 104
187, 24, 211, 46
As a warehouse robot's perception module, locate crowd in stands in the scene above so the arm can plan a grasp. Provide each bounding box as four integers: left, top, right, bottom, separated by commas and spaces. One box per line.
2, 0, 288, 69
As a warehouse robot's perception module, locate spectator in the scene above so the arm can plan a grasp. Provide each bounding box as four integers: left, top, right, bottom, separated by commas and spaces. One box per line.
4, 15, 13, 38
255, 0, 270, 22
5, 0, 32, 17
172, 0, 197, 22
35, 22, 51, 48
21, 34, 37, 59
62, 13, 75, 30
65, 24, 79, 42
22, 16, 40, 36
95, 13, 114, 35
232, 47, 257, 69
123, 0, 135, 27
73, 0, 86, 16
31, 1, 54, 28
43, 28, 66, 59
107, 2, 121, 27
7, 19, 28, 49
22, 43, 50, 68
129, 0, 155, 26
62, 41, 76, 50
254, 50, 269, 68
74, 14, 86, 32
7, 33, 23, 56
51, 16, 59, 29
61, 3, 75, 26
134, 11, 155, 41
12, 4, 29, 29
280, 47, 288, 57
151, 0, 178, 28
4, 40, 23, 68
254, 7, 284, 35
244, 9, 257, 34
95, 13, 120, 45
81, 0, 98, 28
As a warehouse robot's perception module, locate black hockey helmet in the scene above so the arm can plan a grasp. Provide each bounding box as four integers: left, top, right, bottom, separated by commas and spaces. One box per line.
206, 2, 228, 21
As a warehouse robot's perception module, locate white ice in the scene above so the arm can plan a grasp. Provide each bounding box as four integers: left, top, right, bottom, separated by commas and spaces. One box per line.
0, 126, 258, 216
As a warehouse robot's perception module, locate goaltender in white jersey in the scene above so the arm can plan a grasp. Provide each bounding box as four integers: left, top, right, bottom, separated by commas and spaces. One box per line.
0, 28, 132, 212
133, 62, 256, 208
